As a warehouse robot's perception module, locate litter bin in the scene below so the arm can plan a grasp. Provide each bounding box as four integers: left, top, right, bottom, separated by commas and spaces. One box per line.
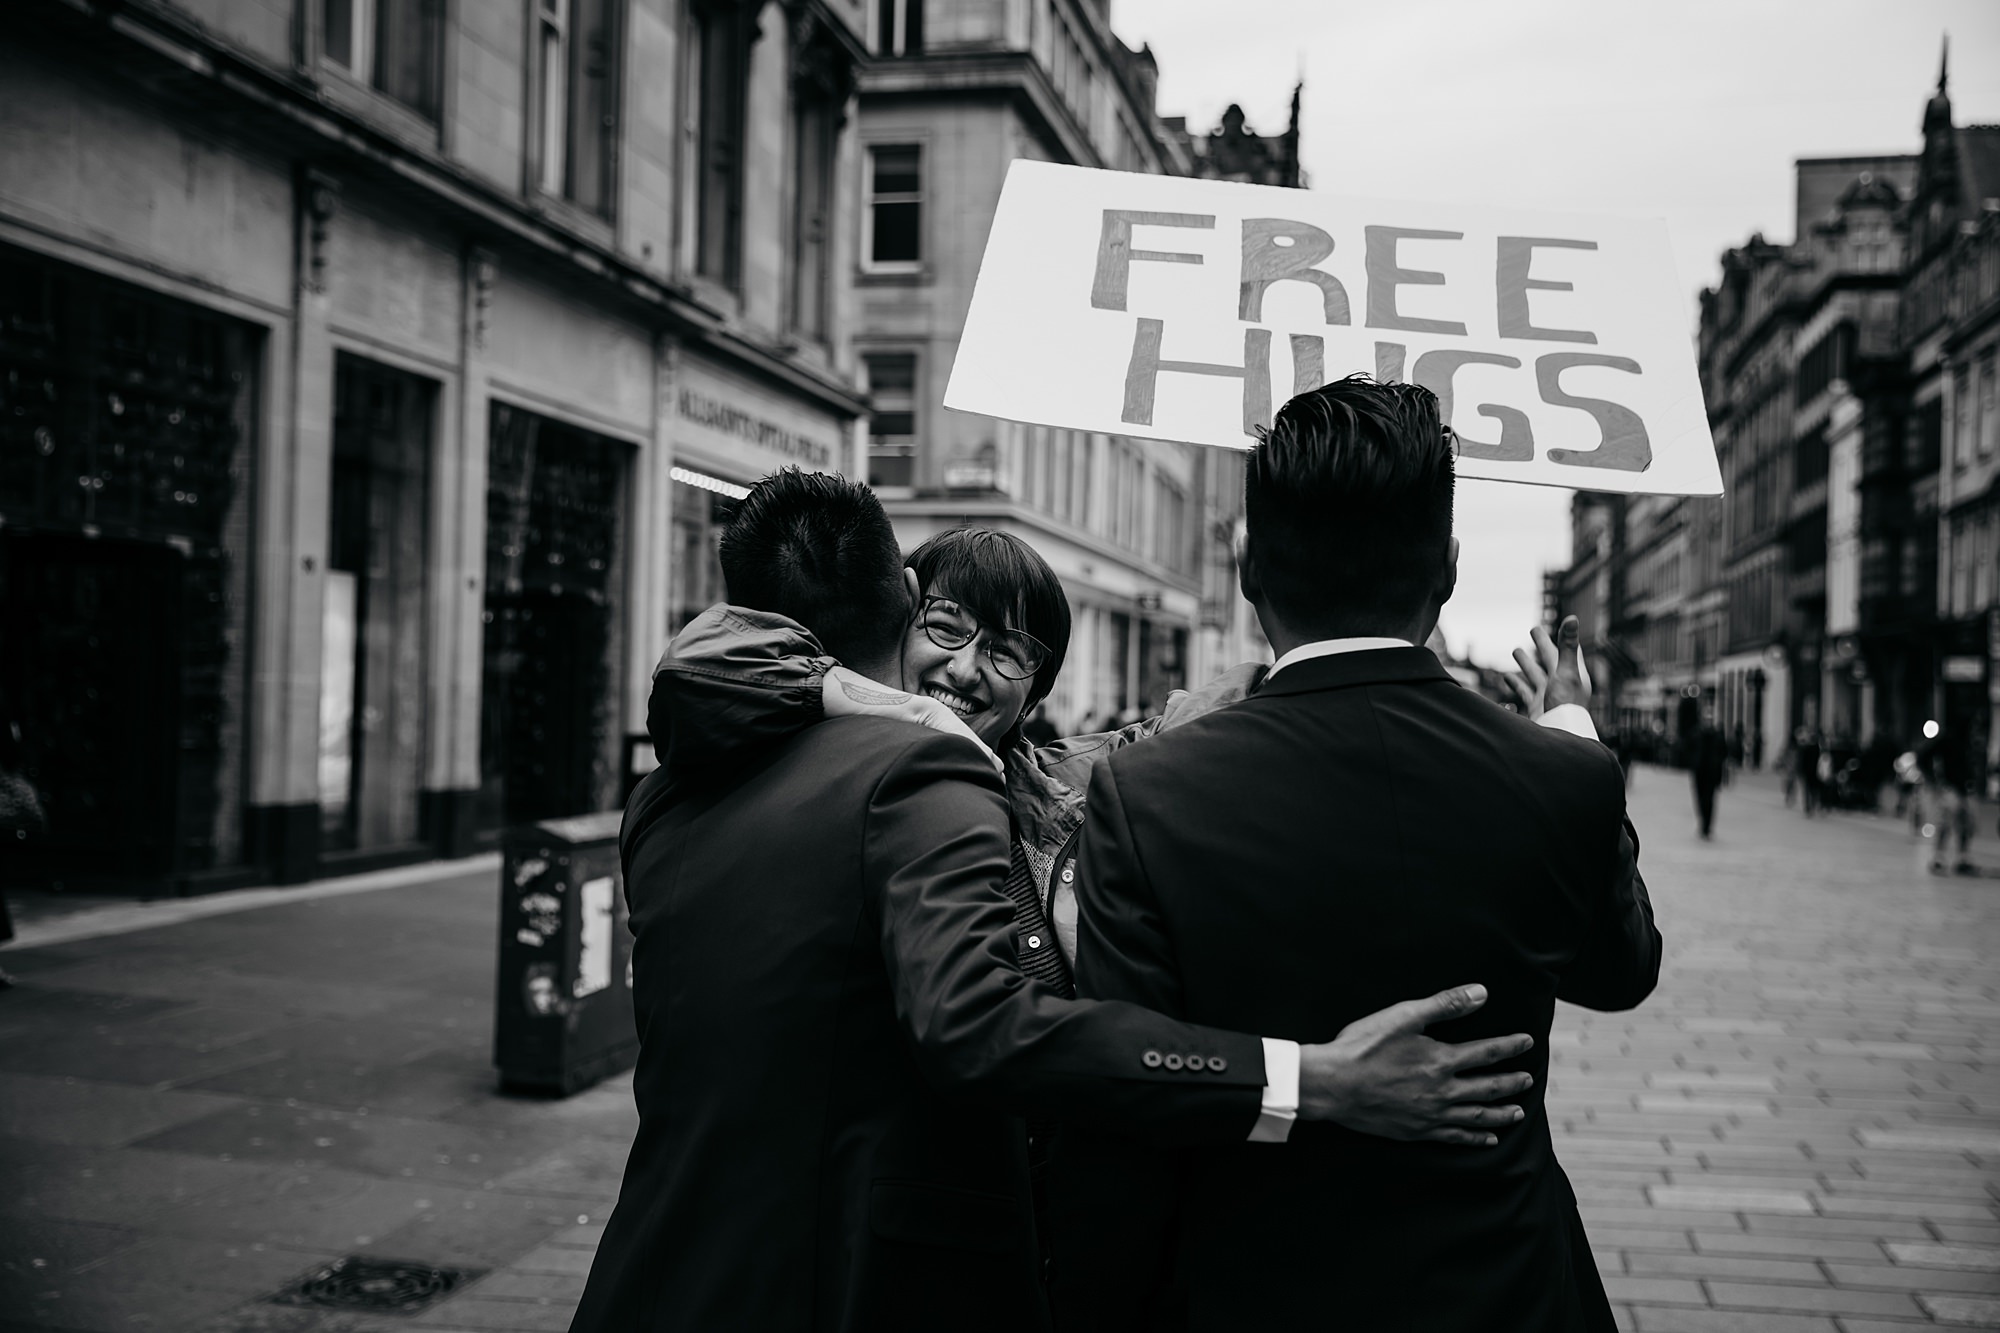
493, 811, 637, 1095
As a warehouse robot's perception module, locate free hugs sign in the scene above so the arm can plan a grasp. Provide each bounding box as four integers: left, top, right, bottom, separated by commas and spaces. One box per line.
946, 161, 1721, 496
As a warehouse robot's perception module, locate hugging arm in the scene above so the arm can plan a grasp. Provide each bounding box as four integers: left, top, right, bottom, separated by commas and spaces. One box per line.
866, 730, 1269, 1143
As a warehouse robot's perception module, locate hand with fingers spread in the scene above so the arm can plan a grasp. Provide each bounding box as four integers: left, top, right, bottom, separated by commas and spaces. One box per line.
1297, 984, 1534, 1146
1505, 614, 1592, 720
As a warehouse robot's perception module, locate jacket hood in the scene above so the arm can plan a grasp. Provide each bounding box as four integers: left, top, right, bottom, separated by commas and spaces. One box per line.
647, 605, 835, 780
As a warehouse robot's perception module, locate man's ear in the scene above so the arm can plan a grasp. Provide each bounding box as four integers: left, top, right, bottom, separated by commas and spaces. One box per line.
1440, 535, 1460, 607
902, 566, 921, 611
1235, 528, 1262, 606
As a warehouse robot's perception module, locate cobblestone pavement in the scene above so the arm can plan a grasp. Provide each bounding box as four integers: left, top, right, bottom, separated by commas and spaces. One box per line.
0, 762, 1994, 1331
1557, 764, 2000, 1331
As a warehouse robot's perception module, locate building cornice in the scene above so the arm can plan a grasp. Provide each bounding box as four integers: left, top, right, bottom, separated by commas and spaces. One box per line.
22, 0, 869, 418
860, 50, 1104, 168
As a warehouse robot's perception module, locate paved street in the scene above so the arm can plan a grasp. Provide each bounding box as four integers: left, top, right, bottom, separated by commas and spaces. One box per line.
0, 762, 1996, 1331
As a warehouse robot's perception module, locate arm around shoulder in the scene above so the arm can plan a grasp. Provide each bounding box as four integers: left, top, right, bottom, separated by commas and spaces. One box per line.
868, 732, 1266, 1143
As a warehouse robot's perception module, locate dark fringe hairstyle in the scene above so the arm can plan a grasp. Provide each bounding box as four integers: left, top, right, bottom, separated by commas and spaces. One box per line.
906, 527, 1072, 717
718, 468, 908, 666
1244, 374, 1457, 635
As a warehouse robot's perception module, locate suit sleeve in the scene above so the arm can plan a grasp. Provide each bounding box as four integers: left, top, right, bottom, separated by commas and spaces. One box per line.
866, 729, 1265, 1144
1044, 748, 1191, 1333
1556, 756, 1663, 1011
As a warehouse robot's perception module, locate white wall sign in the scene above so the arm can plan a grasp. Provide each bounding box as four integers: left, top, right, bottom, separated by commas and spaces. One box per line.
675, 355, 843, 480
946, 161, 1722, 497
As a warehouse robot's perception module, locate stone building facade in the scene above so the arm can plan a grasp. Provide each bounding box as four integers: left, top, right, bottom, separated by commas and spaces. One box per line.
851, 0, 1299, 730
1550, 55, 2000, 784
1, 0, 871, 892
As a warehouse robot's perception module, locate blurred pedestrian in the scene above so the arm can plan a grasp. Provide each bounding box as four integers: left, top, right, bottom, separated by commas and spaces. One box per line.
0, 701, 45, 990
1690, 705, 1728, 839
1728, 722, 1746, 769
1793, 724, 1824, 817
1021, 702, 1059, 748
1917, 719, 1974, 875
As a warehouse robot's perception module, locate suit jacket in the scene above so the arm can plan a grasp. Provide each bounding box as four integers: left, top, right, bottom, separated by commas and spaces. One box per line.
1047, 648, 1660, 1333
570, 715, 1274, 1333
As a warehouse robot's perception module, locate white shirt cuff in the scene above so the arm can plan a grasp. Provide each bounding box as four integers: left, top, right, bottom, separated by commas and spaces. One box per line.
1538, 703, 1599, 741
1247, 1037, 1301, 1142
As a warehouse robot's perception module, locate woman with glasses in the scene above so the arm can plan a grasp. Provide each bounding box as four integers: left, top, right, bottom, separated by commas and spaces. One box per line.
656, 526, 1256, 979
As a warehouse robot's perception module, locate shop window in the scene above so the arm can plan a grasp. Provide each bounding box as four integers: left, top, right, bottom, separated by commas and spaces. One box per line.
865, 352, 918, 488
0, 245, 256, 887
479, 405, 628, 833
670, 467, 747, 634
323, 0, 443, 120
322, 355, 434, 854
875, 0, 923, 55
694, 3, 751, 288
532, 0, 618, 217
864, 145, 922, 271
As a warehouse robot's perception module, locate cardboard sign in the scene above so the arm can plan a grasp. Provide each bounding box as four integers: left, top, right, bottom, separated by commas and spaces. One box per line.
946, 161, 1722, 496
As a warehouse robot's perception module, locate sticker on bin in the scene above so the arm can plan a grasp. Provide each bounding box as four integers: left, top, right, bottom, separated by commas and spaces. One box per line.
574, 876, 615, 999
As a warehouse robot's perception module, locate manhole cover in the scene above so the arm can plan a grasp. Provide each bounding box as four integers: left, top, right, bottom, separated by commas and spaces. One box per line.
269, 1256, 482, 1314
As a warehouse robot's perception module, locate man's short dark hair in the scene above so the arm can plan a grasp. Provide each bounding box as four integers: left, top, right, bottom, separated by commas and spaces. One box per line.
718, 468, 907, 665
906, 527, 1072, 713
1243, 374, 1456, 634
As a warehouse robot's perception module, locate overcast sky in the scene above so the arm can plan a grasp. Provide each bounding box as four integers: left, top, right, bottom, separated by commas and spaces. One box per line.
1111, 0, 2000, 667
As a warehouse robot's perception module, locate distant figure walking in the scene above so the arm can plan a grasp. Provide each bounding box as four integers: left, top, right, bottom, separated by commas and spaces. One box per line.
1690, 706, 1729, 839
1918, 720, 1974, 875
1793, 725, 1824, 817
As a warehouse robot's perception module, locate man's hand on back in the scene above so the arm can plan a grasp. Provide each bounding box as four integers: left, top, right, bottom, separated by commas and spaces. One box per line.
1296, 984, 1534, 1147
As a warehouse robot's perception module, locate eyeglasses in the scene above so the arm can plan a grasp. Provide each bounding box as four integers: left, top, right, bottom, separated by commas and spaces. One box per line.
916, 596, 1050, 681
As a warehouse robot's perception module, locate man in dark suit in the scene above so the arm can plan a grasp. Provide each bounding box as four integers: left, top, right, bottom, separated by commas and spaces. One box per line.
1048, 377, 1662, 1333
571, 470, 1542, 1333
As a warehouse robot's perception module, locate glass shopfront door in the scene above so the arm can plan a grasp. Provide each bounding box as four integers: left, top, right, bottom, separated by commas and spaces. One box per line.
321, 354, 434, 854
477, 403, 629, 834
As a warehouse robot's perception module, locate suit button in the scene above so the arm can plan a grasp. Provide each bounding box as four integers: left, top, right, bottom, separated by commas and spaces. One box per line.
1027, 934, 1042, 949
1141, 1049, 1163, 1069
1207, 1055, 1228, 1073
1163, 1053, 1184, 1071
1060, 865, 1075, 884
1185, 1052, 1204, 1071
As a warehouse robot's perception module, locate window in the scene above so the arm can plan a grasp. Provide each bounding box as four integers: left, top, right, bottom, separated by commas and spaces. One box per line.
791, 95, 838, 339
864, 145, 922, 271
323, 0, 443, 120
1955, 365, 1973, 468
1152, 474, 1188, 574
876, 0, 923, 55
695, 4, 751, 287
865, 353, 918, 488
1981, 351, 1998, 459
532, 0, 617, 216
1794, 425, 1828, 489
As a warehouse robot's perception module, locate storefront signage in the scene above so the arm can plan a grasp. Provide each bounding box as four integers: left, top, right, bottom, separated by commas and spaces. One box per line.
1943, 654, 1984, 683
674, 356, 843, 481
947, 161, 1723, 496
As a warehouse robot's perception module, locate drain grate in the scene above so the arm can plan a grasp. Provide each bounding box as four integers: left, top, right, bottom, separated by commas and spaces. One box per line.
269, 1256, 483, 1315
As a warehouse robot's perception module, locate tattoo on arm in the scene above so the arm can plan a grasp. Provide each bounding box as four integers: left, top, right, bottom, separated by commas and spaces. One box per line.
839, 679, 913, 707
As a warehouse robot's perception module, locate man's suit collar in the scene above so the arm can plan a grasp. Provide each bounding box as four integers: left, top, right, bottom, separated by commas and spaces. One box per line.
1251, 645, 1455, 699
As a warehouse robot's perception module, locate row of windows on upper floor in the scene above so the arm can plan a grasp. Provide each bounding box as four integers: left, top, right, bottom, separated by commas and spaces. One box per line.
320, 3, 1091, 341
860, 347, 1196, 572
